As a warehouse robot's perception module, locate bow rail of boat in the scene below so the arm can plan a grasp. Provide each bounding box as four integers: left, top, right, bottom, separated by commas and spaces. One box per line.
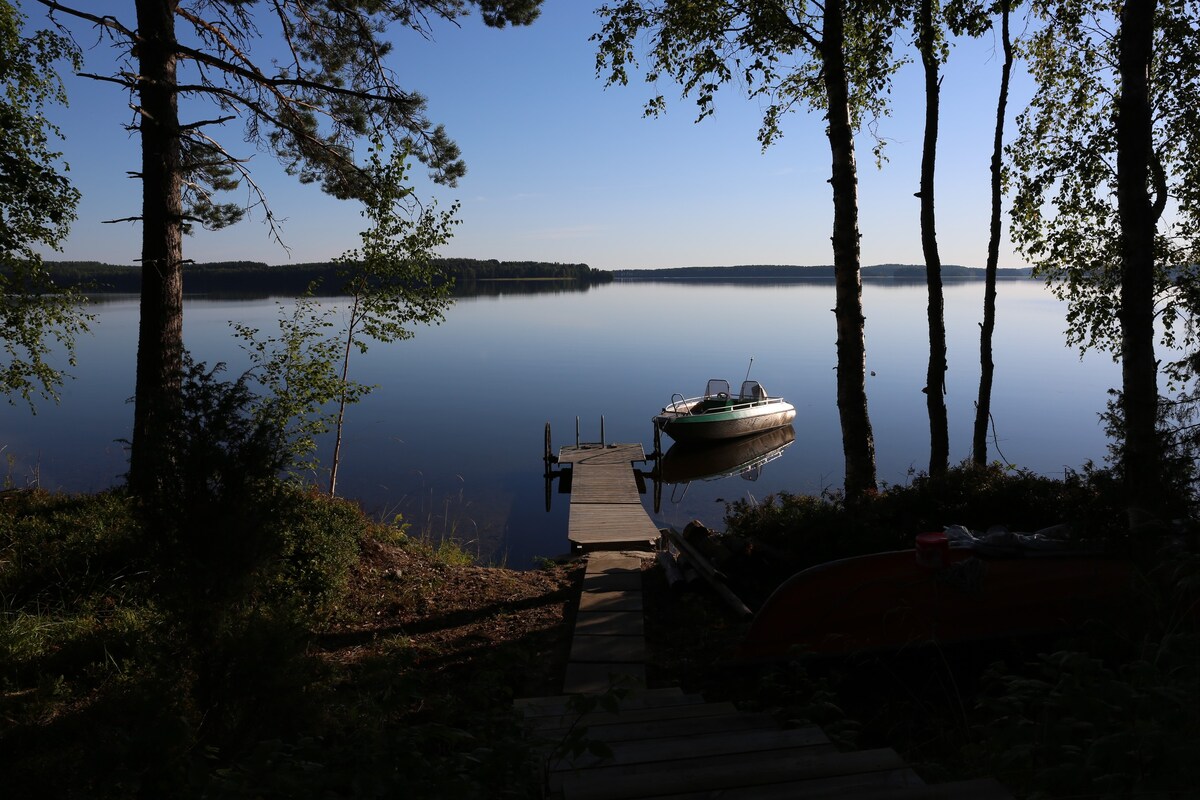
660, 393, 792, 418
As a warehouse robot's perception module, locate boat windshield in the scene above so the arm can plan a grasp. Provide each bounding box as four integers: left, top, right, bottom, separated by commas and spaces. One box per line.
704, 379, 731, 398
739, 380, 767, 401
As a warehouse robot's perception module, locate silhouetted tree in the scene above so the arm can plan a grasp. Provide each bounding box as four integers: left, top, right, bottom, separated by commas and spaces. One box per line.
36, 0, 541, 497
1009, 0, 1200, 515
970, 0, 1015, 467
915, 0, 949, 475
594, 0, 907, 499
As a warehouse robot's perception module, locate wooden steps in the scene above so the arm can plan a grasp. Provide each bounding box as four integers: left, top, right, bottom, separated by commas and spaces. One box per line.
514, 551, 1014, 800
521, 685, 1011, 799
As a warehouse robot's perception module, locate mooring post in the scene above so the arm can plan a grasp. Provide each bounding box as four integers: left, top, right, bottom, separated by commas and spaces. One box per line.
575, 416, 580, 448
600, 415, 606, 446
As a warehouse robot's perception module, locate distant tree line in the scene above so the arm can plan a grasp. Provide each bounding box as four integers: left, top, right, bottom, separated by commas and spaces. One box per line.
613, 264, 1034, 280
37, 258, 611, 295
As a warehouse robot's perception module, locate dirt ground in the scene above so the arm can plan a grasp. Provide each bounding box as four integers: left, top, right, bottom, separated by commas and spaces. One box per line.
322, 536, 751, 700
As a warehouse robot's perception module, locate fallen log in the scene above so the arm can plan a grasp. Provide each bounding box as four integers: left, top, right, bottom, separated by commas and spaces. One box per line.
665, 527, 752, 618
656, 551, 686, 589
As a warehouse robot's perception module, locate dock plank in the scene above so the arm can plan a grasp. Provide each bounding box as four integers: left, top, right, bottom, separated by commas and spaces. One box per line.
647, 773, 1015, 800
558, 443, 646, 465
568, 504, 659, 549
647, 767, 929, 800
579, 570, 642, 592
515, 687, 693, 717
571, 465, 644, 504
548, 725, 834, 773
536, 710, 777, 746
561, 662, 646, 695
573, 611, 644, 637
585, 554, 647, 573
524, 701, 742, 733
568, 633, 645, 663
556, 747, 908, 798
577, 590, 642, 613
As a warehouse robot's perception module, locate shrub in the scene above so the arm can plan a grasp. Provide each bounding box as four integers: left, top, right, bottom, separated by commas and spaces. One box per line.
268, 487, 365, 618
723, 462, 1128, 573
966, 635, 1200, 798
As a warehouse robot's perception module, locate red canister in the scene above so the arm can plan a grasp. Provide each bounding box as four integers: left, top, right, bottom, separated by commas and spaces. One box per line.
915, 531, 950, 568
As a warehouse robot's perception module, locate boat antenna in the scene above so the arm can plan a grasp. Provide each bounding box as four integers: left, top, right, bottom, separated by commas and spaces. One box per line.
744, 357, 754, 383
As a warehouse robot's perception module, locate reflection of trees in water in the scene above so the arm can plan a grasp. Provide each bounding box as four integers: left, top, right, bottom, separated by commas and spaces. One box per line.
46, 259, 612, 298
451, 280, 599, 298
83, 281, 600, 302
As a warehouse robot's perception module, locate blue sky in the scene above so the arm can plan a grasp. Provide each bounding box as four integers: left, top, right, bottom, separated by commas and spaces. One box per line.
39, 2, 1033, 271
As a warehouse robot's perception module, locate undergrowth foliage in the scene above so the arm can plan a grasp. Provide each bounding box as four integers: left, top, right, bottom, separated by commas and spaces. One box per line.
1100, 388, 1200, 521
139, 357, 361, 619
719, 464, 1199, 798
723, 462, 1127, 573
964, 546, 1200, 798
134, 358, 363, 748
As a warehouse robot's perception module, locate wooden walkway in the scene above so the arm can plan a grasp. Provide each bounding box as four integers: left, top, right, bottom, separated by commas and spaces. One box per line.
562, 551, 650, 694
557, 443, 659, 552
516, 551, 1014, 799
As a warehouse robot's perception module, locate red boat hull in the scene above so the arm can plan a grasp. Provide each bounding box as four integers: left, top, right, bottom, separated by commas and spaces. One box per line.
737, 546, 1133, 661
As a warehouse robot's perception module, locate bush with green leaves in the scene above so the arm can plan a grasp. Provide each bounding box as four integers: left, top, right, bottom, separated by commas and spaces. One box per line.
723, 462, 1127, 573
953, 544, 1200, 798
126, 357, 364, 748
1099, 388, 1200, 520
233, 141, 457, 495
138, 356, 361, 621
965, 634, 1200, 798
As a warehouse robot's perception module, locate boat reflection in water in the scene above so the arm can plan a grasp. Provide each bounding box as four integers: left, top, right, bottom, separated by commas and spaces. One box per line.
651, 425, 795, 513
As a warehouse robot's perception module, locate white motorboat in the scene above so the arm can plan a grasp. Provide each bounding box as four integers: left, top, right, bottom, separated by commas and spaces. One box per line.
653, 378, 796, 443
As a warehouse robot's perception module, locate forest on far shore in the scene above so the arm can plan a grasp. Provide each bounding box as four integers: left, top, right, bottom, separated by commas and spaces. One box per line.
614, 264, 1035, 280
36, 260, 1037, 298
41, 258, 612, 295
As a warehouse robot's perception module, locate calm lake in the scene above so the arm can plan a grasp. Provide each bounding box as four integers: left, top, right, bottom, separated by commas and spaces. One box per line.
2, 279, 1119, 567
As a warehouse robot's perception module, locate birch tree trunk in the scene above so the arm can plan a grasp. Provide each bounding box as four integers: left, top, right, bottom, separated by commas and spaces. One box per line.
918, 0, 948, 476
824, 0, 878, 500
973, 2, 1013, 466
1115, 0, 1163, 515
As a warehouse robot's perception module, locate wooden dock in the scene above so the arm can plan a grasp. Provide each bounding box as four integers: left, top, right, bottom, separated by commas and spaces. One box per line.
557, 443, 659, 552
520, 441, 1014, 798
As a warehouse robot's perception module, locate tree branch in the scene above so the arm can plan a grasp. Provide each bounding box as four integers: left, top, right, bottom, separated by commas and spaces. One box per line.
180, 115, 238, 132
34, 0, 138, 41
170, 39, 421, 108
78, 71, 136, 89
185, 129, 290, 252
172, 82, 357, 177
1150, 150, 1168, 224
